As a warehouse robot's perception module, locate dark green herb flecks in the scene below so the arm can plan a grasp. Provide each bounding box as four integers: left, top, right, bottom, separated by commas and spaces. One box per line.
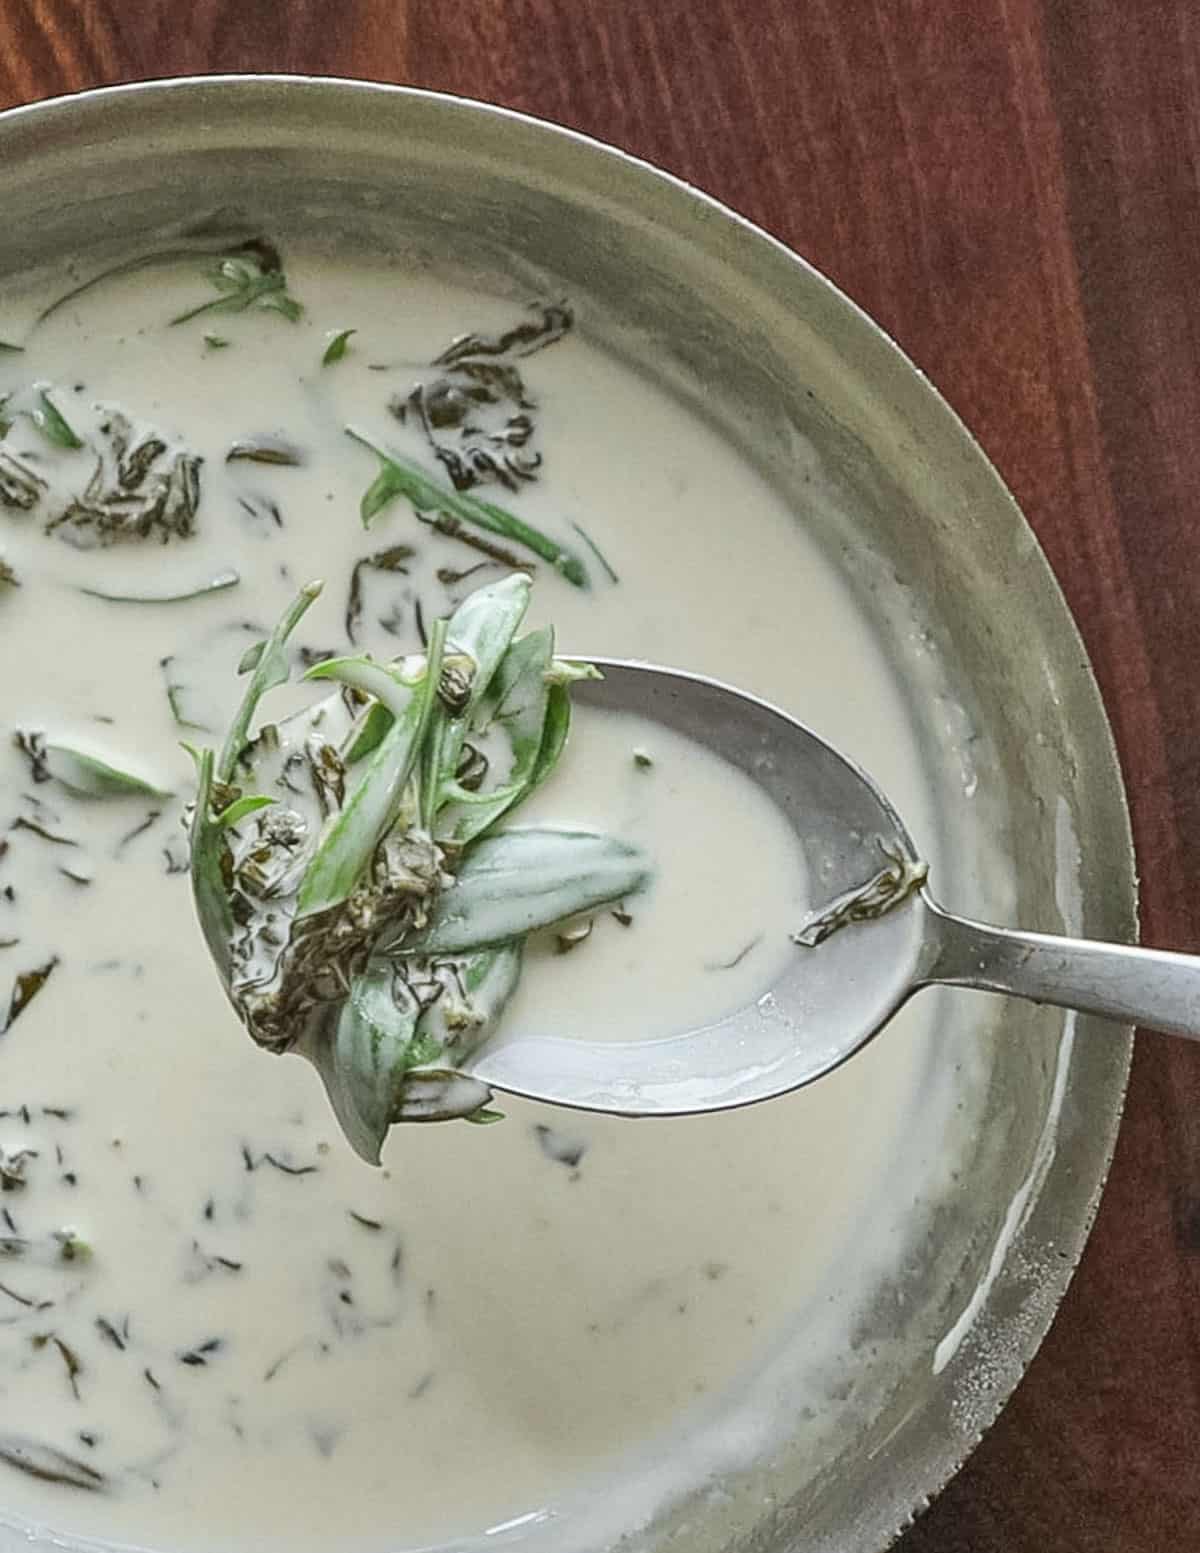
3, 957, 58, 1034
345, 543, 414, 644
791, 842, 928, 948
570, 521, 619, 584
0, 1433, 104, 1491
396, 304, 570, 495
0, 448, 46, 511
45, 409, 202, 549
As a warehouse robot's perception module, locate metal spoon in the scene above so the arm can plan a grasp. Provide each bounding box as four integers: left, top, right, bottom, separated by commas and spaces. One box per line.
463, 659, 1200, 1117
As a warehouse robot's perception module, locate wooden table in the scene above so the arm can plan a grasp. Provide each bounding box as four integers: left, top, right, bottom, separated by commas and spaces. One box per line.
2, 3, 1197, 1547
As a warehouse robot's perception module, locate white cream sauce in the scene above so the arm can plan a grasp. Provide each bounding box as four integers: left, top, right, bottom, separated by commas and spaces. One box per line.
0, 252, 967, 1552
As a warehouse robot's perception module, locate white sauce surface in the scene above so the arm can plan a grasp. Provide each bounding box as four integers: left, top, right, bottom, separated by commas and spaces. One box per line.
0, 252, 969, 1552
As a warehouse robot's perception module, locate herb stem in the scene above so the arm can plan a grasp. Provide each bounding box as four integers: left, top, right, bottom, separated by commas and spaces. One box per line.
345, 428, 588, 587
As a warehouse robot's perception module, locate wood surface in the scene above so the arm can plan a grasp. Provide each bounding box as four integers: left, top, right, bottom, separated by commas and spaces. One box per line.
0, 1, 1197, 1547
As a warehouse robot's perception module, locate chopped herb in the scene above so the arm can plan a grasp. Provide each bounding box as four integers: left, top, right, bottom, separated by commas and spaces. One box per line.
436, 560, 491, 587
633, 749, 653, 769
345, 543, 414, 644
14, 732, 171, 800
0, 448, 46, 510
570, 520, 619, 583
322, 328, 356, 365
0, 559, 18, 590
0, 1433, 104, 1491
706, 935, 761, 971
236, 493, 284, 529
50, 1335, 83, 1399
55, 1229, 91, 1263
58, 867, 92, 887
161, 656, 211, 731
348, 1210, 383, 1231
264, 1345, 301, 1382
261, 1153, 318, 1177
3, 957, 59, 1033
30, 388, 83, 450
396, 305, 572, 493
115, 809, 162, 852
435, 304, 572, 365
95, 1317, 126, 1350
46, 408, 201, 548
0, 341, 24, 354
215, 793, 275, 828
419, 511, 532, 573
346, 427, 587, 586
0, 1278, 40, 1308
792, 842, 929, 948
611, 906, 634, 927
226, 436, 304, 467
11, 816, 76, 847
203, 333, 230, 349
0, 1148, 36, 1191
80, 568, 239, 604
171, 239, 303, 327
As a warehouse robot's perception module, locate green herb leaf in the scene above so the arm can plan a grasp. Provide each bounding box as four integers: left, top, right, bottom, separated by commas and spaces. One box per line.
184, 744, 234, 980
304, 960, 421, 1165
322, 328, 356, 366
203, 333, 230, 350
296, 622, 446, 917
437, 627, 553, 844
30, 389, 83, 450
80, 569, 239, 605
171, 244, 304, 328
405, 829, 651, 954
216, 793, 276, 828
32, 739, 171, 800
0, 341, 24, 355
218, 580, 322, 782
345, 428, 589, 586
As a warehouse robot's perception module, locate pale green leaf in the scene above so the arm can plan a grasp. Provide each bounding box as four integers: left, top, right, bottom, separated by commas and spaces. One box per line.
406, 828, 652, 954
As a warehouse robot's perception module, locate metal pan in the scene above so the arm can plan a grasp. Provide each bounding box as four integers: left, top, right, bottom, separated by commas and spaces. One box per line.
0, 77, 1133, 1552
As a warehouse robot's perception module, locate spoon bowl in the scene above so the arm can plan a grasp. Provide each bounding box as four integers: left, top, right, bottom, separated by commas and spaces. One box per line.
465, 659, 1200, 1115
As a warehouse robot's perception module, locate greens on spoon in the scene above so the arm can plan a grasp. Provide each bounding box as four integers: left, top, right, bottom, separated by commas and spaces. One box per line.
187, 573, 650, 1163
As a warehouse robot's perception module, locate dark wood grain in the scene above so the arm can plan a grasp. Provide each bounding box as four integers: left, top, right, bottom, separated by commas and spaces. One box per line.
1, 1, 1197, 1546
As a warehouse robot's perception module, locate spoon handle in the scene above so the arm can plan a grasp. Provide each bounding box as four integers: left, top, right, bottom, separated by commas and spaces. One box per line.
920, 901, 1200, 1039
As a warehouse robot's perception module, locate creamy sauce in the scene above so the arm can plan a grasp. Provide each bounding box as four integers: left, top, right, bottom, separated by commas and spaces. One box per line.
0, 251, 962, 1552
